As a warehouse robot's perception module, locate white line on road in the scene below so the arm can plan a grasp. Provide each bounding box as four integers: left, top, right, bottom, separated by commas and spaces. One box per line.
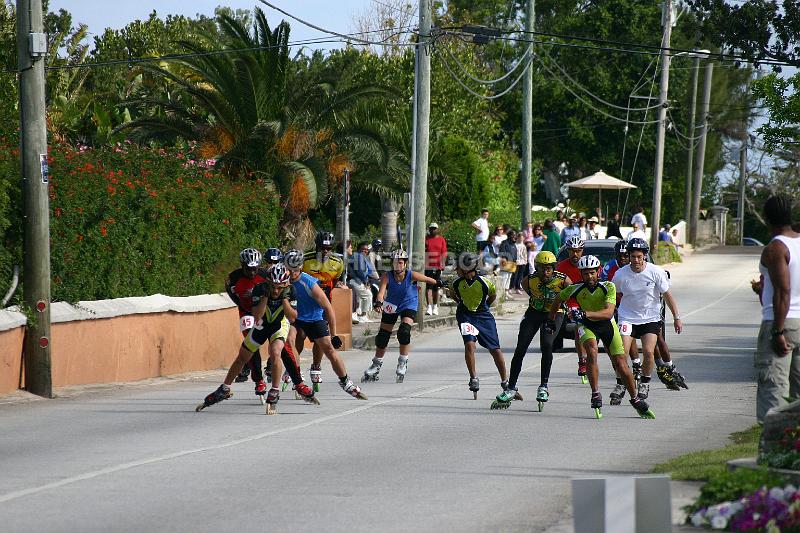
0, 354, 571, 505
682, 278, 749, 320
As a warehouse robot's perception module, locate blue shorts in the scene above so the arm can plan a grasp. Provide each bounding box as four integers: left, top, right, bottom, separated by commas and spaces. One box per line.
456, 309, 500, 350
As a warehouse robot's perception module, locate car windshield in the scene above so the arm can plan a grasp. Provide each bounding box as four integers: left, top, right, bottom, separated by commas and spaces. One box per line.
556, 239, 653, 265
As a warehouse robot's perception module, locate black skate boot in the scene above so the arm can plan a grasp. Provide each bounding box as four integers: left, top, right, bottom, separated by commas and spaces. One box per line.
265, 387, 279, 415
631, 360, 643, 384
609, 381, 626, 405
234, 366, 250, 383
468, 377, 480, 400
591, 392, 603, 419
630, 396, 655, 419
196, 384, 232, 411
657, 364, 688, 390
578, 358, 588, 384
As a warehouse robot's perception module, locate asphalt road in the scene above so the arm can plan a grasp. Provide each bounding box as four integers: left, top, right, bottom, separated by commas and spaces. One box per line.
0, 249, 762, 533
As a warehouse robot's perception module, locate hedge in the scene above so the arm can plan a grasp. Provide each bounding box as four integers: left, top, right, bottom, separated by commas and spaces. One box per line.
0, 137, 281, 303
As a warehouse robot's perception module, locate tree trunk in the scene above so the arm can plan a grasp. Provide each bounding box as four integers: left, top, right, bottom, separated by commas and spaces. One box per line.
381, 196, 399, 250
542, 169, 562, 205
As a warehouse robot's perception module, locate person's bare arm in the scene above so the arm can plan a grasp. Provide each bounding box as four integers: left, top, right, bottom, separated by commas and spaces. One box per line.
549, 295, 564, 321
374, 274, 389, 307
411, 271, 436, 285
311, 283, 337, 334
586, 301, 615, 321
764, 241, 792, 355
663, 290, 682, 334
282, 291, 298, 323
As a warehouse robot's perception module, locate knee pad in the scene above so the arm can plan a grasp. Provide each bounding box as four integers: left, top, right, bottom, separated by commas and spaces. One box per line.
397, 323, 412, 346
375, 328, 391, 349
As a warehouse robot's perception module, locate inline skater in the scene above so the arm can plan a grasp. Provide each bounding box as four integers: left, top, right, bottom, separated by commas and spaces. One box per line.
448, 252, 509, 400
362, 249, 438, 383
225, 248, 270, 392
492, 251, 572, 411
549, 255, 655, 419
197, 263, 318, 414
612, 238, 684, 401
303, 231, 345, 391
600, 240, 629, 282
556, 236, 589, 384
286, 249, 367, 400
262, 247, 284, 384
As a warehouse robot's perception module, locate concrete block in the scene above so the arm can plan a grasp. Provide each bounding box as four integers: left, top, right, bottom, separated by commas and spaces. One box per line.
572, 475, 671, 533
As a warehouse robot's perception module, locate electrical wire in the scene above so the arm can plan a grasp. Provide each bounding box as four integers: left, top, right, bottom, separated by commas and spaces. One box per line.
440, 37, 532, 85
541, 53, 664, 112
257, 0, 417, 47
435, 40, 532, 100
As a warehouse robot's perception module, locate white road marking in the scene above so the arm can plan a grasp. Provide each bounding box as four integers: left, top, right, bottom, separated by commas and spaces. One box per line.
0, 354, 572, 505
682, 278, 749, 319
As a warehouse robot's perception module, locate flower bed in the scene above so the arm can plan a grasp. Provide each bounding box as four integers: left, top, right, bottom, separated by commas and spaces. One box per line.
690, 484, 800, 531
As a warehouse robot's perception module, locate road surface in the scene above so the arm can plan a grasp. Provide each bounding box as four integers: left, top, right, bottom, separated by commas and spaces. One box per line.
0, 250, 761, 532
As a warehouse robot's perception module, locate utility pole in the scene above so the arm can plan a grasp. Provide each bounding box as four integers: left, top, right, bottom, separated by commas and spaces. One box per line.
738, 139, 747, 245
684, 54, 700, 223
689, 61, 713, 245
520, 0, 534, 228
16, 0, 52, 397
650, 0, 673, 252
411, 0, 431, 330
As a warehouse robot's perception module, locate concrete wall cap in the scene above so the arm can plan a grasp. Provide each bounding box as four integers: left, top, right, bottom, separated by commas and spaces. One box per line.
49, 293, 236, 322
0, 307, 26, 331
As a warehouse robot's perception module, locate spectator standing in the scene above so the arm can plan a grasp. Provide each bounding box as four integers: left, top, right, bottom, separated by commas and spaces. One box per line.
578, 216, 593, 241
553, 210, 566, 232
626, 221, 646, 241
425, 223, 448, 316
587, 217, 600, 239
472, 209, 491, 253
541, 220, 561, 255
498, 230, 518, 299
560, 215, 581, 243
632, 206, 648, 232
532, 223, 546, 258
349, 242, 376, 324
513, 232, 528, 293
659, 224, 672, 242
491, 226, 507, 257
522, 222, 535, 244
755, 196, 800, 422
607, 212, 624, 239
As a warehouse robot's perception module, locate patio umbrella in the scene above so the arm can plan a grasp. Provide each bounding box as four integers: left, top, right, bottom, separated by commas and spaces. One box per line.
565, 170, 636, 221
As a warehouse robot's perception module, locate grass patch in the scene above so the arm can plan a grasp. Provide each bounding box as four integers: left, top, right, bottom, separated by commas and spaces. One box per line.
652, 425, 761, 481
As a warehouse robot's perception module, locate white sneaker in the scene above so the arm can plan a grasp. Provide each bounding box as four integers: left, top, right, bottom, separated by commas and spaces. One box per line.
352, 312, 361, 324
432, 305, 439, 315
426, 305, 433, 315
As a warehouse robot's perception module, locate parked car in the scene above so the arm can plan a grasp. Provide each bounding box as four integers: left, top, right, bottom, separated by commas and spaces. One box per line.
742, 237, 765, 247
553, 239, 667, 351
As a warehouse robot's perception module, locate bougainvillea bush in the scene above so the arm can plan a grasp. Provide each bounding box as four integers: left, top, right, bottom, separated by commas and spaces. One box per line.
0, 136, 281, 302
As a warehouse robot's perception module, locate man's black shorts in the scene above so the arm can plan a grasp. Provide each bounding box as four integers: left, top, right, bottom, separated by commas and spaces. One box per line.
381, 309, 417, 325
293, 319, 330, 341
631, 321, 661, 339
424, 269, 441, 291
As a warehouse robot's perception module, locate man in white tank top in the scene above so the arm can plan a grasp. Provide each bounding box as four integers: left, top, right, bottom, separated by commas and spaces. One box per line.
756, 195, 800, 422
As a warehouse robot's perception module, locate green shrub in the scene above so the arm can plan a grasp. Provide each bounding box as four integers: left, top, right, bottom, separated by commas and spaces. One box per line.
653, 241, 682, 265
0, 137, 282, 302
434, 136, 490, 221
440, 219, 476, 258
685, 468, 787, 515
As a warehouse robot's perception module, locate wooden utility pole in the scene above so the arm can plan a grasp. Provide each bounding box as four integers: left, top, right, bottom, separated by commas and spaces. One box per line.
650, 0, 673, 252
689, 62, 713, 245
520, 0, 534, 228
17, 0, 52, 397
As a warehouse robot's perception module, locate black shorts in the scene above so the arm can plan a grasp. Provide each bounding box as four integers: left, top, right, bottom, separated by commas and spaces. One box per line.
477, 240, 489, 252
381, 309, 417, 325
293, 319, 330, 341
631, 321, 661, 339
425, 269, 441, 290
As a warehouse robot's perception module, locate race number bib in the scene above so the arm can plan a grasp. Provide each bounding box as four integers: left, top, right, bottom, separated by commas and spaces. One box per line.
239, 315, 256, 332
382, 301, 398, 314
577, 326, 585, 338
460, 322, 479, 336
618, 322, 632, 336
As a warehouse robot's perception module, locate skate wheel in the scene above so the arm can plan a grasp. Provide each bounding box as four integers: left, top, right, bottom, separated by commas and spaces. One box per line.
473, 391, 478, 400
537, 401, 544, 412
259, 395, 267, 405
514, 392, 524, 401
396, 375, 404, 383
355, 392, 368, 400
640, 409, 655, 419
265, 404, 277, 415
580, 375, 588, 385
305, 396, 321, 405
490, 401, 508, 410
313, 383, 320, 392
195, 403, 206, 412
281, 382, 288, 392
594, 408, 603, 419
294, 391, 302, 400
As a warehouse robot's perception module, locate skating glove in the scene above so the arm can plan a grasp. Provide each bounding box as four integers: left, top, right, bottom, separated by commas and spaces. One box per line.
571, 309, 586, 323
373, 300, 384, 310
331, 335, 343, 349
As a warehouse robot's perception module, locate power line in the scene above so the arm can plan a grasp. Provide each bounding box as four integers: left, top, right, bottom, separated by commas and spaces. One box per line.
439, 35, 532, 86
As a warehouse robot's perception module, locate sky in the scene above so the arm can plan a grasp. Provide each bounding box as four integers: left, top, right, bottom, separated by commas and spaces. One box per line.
49, 0, 375, 50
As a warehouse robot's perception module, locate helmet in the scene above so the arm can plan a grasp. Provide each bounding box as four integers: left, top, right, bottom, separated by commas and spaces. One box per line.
264, 247, 283, 264
239, 248, 262, 268
267, 263, 290, 285
372, 238, 383, 249
284, 249, 305, 270
577, 255, 601, 270
627, 237, 649, 253
534, 251, 557, 266
565, 236, 585, 249
613, 240, 628, 255
457, 252, 480, 273
315, 231, 335, 248
390, 249, 408, 260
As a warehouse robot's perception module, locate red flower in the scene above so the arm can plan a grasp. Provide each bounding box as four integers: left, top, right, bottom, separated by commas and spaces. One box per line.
54, 207, 62, 217
100, 226, 108, 237
107, 185, 116, 195
149, 191, 158, 198
222, 219, 229, 224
